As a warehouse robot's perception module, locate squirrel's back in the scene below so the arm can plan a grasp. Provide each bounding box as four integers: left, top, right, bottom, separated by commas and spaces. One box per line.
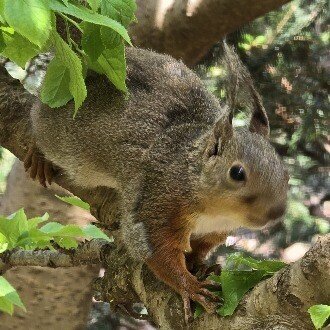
31, 47, 222, 188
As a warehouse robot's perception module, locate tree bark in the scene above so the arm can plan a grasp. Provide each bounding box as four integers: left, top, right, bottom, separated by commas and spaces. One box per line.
0, 52, 329, 330
130, 0, 291, 66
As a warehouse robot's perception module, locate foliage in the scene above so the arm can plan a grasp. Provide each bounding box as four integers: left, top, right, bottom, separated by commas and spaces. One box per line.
56, 194, 90, 211
0, 276, 25, 315
308, 305, 330, 329
0, 208, 112, 314
194, 253, 286, 318
0, 0, 137, 113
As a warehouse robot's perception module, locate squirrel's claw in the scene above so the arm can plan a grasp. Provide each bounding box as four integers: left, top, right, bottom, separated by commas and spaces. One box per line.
181, 278, 220, 324
24, 144, 55, 187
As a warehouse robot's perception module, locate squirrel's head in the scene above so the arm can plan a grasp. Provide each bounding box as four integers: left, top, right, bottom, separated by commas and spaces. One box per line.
200, 100, 289, 230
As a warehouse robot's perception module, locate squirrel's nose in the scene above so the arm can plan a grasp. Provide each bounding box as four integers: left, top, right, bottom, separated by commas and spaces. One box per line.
267, 204, 286, 220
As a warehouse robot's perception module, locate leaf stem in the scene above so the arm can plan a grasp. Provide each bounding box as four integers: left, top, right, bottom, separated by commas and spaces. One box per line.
57, 12, 83, 33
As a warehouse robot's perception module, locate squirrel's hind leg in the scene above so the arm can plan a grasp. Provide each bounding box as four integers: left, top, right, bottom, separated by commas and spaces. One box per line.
24, 143, 55, 188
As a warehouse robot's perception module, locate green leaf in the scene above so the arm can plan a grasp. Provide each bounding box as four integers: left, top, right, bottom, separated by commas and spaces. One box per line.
39, 221, 63, 233
0, 209, 28, 249
194, 303, 204, 319
226, 254, 286, 273
83, 224, 113, 242
0, 32, 5, 53
100, 26, 122, 48
218, 270, 266, 316
54, 236, 78, 249
81, 23, 104, 62
87, 0, 101, 12
1, 31, 39, 68
3, 0, 52, 48
308, 305, 330, 329
55, 195, 90, 211
40, 56, 73, 108
61, 0, 69, 6
100, 0, 137, 27
49, 0, 131, 44
40, 222, 84, 237
0, 276, 25, 311
97, 44, 127, 93
52, 32, 87, 112
0, 296, 14, 315
254, 35, 267, 45
27, 213, 49, 230
0, 232, 8, 253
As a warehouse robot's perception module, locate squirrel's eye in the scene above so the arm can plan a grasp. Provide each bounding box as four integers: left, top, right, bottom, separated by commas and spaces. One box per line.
229, 165, 246, 181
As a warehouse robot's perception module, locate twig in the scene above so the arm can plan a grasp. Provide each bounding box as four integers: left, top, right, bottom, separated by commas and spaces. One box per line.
0, 239, 113, 274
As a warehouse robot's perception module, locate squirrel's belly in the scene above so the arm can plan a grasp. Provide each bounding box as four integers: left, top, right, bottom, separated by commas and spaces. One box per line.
192, 214, 243, 236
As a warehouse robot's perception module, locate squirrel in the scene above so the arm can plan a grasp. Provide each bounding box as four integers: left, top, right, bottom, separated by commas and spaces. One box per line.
24, 45, 289, 321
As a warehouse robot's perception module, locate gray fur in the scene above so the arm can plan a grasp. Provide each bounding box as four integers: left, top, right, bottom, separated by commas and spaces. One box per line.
30, 47, 288, 260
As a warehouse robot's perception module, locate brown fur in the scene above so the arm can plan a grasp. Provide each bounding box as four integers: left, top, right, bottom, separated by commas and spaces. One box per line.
27, 46, 289, 319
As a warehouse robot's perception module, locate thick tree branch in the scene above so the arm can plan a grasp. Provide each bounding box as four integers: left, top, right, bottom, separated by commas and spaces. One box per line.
0, 239, 112, 273
96, 234, 330, 329
131, 0, 291, 66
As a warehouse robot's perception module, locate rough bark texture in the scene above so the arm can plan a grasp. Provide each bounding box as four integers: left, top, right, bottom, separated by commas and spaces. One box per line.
131, 0, 291, 66
0, 239, 110, 271
0, 52, 329, 329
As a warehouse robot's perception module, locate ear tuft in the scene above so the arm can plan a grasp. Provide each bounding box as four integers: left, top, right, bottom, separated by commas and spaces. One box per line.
249, 88, 270, 138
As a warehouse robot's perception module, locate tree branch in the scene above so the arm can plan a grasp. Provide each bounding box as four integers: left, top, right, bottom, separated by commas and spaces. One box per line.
131, 0, 291, 66
96, 234, 330, 329
0, 239, 112, 273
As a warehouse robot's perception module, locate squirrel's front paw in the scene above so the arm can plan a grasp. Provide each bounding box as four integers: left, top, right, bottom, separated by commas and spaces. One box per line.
24, 143, 55, 187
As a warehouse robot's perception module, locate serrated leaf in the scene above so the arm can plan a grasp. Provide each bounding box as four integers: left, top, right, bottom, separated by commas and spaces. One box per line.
97, 44, 127, 92
0, 297, 14, 315
3, 0, 51, 48
81, 23, 104, 62
49, 0, 131, 44
308, 305, 330, 329
87, 0, 101, 12
52, 32, 87, 112
218, 270, 266, 316
54, 236, 78, 249
56, 195, 90, 211
1, 31, 39, 68
41, 56, 73, 108
83, 224, 113, 242
61, 0, 69, 5
100, 0, 137, 27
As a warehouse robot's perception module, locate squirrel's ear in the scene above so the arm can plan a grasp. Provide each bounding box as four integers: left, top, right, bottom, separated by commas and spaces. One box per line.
205, 107, 233, 158
249, 87, 270, 138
